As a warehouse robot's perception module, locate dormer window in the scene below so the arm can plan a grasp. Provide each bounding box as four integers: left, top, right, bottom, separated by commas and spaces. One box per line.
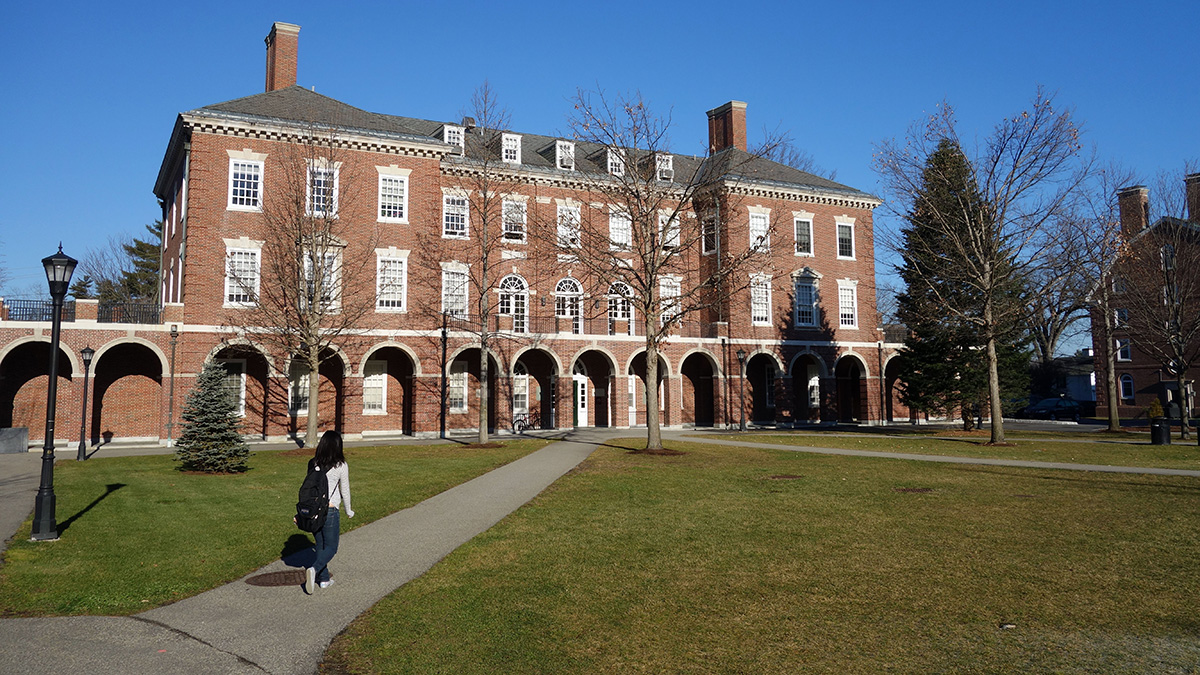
656, 154, 674, 181
556, 141, 575, 170
607, 149, 625, 176
444, 125, 464, 148
502, 133, 521, 164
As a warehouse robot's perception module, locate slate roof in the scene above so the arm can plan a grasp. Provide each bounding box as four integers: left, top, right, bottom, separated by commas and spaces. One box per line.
190, 86, 877, 201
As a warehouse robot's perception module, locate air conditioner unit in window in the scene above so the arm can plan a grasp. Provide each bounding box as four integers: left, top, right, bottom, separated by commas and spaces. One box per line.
659, 168, 673, 181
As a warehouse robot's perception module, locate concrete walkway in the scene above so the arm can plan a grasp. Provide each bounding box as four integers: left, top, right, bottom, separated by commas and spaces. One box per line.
1, 428, 1196, 674
0, 432, 598, 675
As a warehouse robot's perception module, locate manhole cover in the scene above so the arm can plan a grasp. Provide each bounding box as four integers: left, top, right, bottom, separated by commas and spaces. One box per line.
893, 487, 934, 493
245, 570, 305, 587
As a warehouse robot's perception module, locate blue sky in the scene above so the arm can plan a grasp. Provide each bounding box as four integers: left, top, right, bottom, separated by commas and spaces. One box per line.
2, 0, 1197, 329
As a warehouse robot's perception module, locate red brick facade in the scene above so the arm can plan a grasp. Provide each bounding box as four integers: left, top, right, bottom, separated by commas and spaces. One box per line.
0, 23, 907, 447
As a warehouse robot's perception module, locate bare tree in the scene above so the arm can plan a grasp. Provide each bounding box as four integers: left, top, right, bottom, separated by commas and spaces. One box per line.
1025, 221, 1089, 367
1068, 162, 1137, 432
875, 89, 1088, 444
539, 89, 778, 451
1116, 167, 1200, 437
415, 82, 541, 443
224, 123, 380, 446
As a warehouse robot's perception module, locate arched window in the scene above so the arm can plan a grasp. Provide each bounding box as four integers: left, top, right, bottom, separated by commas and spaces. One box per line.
608, 282, 633, 335
555, 278, 583, 334
499, 274, 528, 333
1120, 374, 1135, 401
512, 361, 529, 415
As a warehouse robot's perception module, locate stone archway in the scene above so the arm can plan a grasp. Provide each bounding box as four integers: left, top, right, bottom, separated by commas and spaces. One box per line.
790, 353, 826, 425
835, 354, 868, 423
884, 356, 904, 422
361, 345, 417, 436
210, 343, 273, 440
287, 348, 347, 440
511, 348, 558, 430
92, 342, 164, 442
629, 351, 670, 427
681, 352, 718, 427
0, 340, 75, 443
746, 353, 780, 425
448, 347, 500, 433
571, 349, 617, 428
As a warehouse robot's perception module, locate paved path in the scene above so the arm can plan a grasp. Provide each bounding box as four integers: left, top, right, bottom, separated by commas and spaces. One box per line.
0, 432, 597, 675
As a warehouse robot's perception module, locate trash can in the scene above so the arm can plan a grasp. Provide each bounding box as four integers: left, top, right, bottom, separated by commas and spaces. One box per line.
1150, 419, 1171, 445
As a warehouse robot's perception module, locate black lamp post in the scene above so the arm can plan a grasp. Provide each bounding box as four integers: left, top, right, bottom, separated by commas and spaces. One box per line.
32, 245, 77, 541
440, 313, 448, 439
76, 346, 94, 461
736, 349, 747, 432
167, 325, 178, 447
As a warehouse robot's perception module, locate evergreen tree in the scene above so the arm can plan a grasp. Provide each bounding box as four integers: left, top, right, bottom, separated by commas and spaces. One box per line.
121, 220, 162, 302
896, 140, 1028, 428
175, 361, 249, 473
69, 274, 95, 299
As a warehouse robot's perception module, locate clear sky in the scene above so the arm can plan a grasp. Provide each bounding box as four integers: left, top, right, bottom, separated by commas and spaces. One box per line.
2, 0, 1196, 324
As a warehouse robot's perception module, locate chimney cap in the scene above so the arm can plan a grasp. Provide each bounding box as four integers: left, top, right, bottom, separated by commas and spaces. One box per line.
1116, 185, 1148, 195
268, 21, 301, 38
1185, 173, 1200, 183
706, 100, 747, 119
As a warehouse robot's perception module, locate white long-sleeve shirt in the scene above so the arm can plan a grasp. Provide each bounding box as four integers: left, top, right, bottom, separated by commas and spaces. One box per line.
325, 461, 352, 515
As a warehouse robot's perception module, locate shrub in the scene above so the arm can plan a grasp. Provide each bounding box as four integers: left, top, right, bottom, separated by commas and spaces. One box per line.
175, 360, 249, 473
1146, 399, 1165, 419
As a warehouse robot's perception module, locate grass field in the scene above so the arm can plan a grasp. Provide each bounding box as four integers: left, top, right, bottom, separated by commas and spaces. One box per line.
0, 440, 545, 616
324, 438, 1200, 674
712, 430, 1200, 470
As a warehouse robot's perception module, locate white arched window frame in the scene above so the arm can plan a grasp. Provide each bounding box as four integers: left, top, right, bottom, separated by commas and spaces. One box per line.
608, 282, 634, 335
1120, 374, 1135, 401
499, 274, 529, 333
555, 278, 583, 334
512, 361, 530, 416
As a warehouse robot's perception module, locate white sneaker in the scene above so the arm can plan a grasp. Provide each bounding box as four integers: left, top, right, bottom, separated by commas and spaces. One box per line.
305, 567, 316, 594
319, 579, 334, 589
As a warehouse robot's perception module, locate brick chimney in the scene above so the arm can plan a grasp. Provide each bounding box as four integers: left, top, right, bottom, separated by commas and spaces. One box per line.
265, 22, 300, 92
707, 101, 747, 153
1116, 185, 1149, 235
1186, 173, 1200, 222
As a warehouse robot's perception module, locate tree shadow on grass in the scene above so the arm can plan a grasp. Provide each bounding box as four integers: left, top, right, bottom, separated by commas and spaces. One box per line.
57, 483, 126, 535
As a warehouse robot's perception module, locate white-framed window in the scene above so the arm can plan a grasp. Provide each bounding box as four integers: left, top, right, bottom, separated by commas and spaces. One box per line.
555, 277, 583, 334
502, 133, 521, 164
307, 165, 338, 217
363, 360, 387, 414
512, 362, 529, 416
1120, 374, 1135, 400
499, 274, 529, 333
503, 200, 527, 243
837, 221, 855, 259
702, 212, 718, 255
660, 276, 681, 326
378, 174, 408, 223
1114, 308, 1129, 327
794, 218, 813, 256
376, 256, 407, 311
289, 360, 311, 416
659, 213, 680, 249
609, 210, 632, 251
1116, 338, 1132, 362
558, 204, 581, 248
443, 125, 464, 148
442, 268, 468, 318
750, 212, 770, 251
656, 154, 674, 181
751, 275, 772, 326
607, 149, 625, 176
556, 140, 575, 170
303, 249, 340, 311
225, 248, 260, 307
448, 360, 467, 413
608, 281, 633, 335
837, 282, 858, 328
228, 159, 263, 210
794, 278, 818, 327
216, 359, 247, 417
443, 194, 469, 239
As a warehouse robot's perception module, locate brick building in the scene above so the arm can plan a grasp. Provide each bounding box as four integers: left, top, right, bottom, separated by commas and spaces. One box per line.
0, 22, 906, 446
1092, 175, 1200, 421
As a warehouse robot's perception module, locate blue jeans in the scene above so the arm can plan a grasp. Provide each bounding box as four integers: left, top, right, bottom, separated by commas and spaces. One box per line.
311, 507, 340, 583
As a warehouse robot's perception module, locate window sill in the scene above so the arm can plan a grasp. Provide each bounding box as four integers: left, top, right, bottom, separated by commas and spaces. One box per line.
443, 234, 470, 240
227, 205, 262, 213
376, 307, 408, 314
836, 255, 856, 261
363, 410, 387, 416
379, 217, 409, 225
794, 251, 814, 257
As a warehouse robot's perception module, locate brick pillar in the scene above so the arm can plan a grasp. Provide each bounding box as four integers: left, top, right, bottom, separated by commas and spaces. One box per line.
1116, 185, 1149, 235
265, 22, 300, 92
706, 101, 748, 153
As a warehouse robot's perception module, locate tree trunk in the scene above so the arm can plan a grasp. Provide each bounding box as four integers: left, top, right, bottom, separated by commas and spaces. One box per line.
305, 351, 320, 447
986, 333, 1005, 444
478, 338, 490, 444
645, 339, 663, 451
1101, 303, 1121, 433
1177, 370, 1190, 440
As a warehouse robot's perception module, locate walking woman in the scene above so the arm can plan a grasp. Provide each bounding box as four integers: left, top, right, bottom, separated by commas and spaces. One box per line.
307, 430, 354, 594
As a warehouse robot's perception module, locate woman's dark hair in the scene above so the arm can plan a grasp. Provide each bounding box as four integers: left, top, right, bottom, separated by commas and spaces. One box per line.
313, 430, 345, 471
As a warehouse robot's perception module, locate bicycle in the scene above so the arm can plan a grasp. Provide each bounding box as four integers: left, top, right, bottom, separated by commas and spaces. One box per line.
512, 412, 531, 434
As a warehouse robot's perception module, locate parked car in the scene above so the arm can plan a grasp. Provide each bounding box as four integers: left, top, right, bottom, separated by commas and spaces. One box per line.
1011, 397, 1045, 419
1023, 397, 1082, 421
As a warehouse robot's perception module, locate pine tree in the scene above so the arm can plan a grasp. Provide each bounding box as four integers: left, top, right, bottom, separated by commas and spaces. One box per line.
175, 361, 249, 473
121, 221, 162, 302
896, 140, 1028, 428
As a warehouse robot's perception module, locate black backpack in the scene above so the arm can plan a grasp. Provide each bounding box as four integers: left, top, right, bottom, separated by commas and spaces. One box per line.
295, 460, 329, 533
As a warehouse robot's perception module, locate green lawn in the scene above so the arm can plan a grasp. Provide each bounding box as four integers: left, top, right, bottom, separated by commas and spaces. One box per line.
325, 439, 1200, 674
711, 430, 1200, 470
0, 440, 545, 616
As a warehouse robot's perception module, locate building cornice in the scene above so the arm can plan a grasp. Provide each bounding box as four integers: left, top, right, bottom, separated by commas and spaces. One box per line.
180, 111, 452, 159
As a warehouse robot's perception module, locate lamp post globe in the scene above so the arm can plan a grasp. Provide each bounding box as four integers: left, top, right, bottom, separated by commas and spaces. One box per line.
77, 347, 94, 461
32, 245, 77, 541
